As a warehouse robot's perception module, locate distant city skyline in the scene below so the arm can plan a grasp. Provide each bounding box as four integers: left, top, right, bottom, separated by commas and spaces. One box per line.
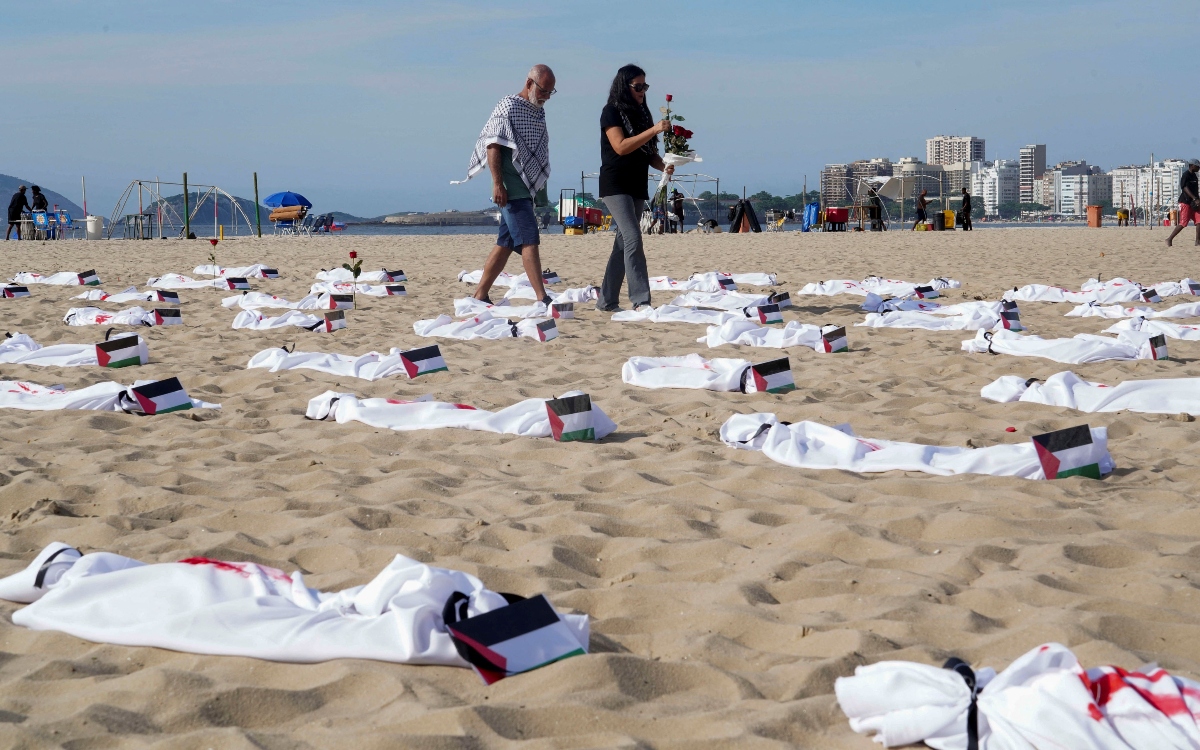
0, 0, 1194, 216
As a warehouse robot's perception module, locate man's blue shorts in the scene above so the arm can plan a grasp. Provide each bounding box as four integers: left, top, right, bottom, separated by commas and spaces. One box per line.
497, 198, 539, 253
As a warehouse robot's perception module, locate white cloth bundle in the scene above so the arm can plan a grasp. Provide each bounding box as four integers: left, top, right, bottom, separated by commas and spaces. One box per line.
248, 348, 416, 381
413, 312, 551, 341
962, 329, 1155, 363
307, 389, 616, 439
10, 271, 92, 286
857, 308, 1001, 331
72, 287, 172, 304
1105, 317, 1200, 341
1004, 277, 1196, 304
0, 380, 218, 411
861, 293, 943, 313
231, 310, 331, 331
982, 371, 1200, 415
194, 264, 275, 278
503, 285, 596, 302
309, 282, 399, 297
1064, 302, 1200, 319
0, 333, 96, 366
621, 355, 750, 391
147, 274, 238, 290
648, 272, 777, 292
798, 276, 960, 297
458, 270, 561, 288
454, 297, 550, 319
611, 305, 736, 325
670, 291, 771, 311
222, 292, 324, 311
700, 319, 826, 351
836, 641, 1200, 750
720, 414, 1112, 479
63, 306, 156, 327
0, 332, 143, 367
0, 542, 587, 668
314, 268, 395, 283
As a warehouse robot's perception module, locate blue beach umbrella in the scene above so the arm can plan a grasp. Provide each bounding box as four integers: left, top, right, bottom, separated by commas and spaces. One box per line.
263, 191, 312, 208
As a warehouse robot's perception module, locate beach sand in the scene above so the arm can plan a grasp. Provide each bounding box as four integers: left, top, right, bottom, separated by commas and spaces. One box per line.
2, 226, 1200, 747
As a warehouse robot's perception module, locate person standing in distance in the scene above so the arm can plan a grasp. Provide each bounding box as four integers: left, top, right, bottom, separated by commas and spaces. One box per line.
455, 65, 555, 305
911, 189, 928, 231
1167, 159, 1200, 247
961, 187, 973, 231
6, 186, 30, 241
597, 64, 674, 312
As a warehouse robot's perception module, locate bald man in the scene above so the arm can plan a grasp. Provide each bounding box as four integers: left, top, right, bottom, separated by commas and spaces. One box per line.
456, 65, 556, 305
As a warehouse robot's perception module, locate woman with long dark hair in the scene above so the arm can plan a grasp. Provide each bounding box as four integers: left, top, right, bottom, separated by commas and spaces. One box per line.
597, 64, 672, 312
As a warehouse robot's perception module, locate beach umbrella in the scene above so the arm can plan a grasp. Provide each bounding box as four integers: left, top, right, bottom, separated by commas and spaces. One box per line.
262, 191, 312, 208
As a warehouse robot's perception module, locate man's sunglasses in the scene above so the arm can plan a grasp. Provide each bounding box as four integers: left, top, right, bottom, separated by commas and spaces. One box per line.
629, 82, 650, 93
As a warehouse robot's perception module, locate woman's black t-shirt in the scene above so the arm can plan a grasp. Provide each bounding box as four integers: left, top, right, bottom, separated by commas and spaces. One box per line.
600, 103, 653, 200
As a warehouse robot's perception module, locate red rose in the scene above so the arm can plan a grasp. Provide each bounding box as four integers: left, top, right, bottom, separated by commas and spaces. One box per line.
673, 125, 684, 136
349, 251, 357, 259
666, 94, 673, 102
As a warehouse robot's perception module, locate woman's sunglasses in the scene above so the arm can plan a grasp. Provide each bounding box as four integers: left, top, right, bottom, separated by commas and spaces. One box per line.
629, 82, 650, 93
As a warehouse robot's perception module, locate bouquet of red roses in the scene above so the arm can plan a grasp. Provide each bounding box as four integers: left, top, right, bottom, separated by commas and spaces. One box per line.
661, 95, 694, 156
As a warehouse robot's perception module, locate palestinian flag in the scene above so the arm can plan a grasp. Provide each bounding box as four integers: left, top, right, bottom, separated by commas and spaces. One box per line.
1149, 333, 1169, 361
95, 336, 147, 368
385, 285, 407, 296
328, 293, 354, 310
743, 357, 795, 394
1141, 288, 1162, 303
541, 269, 559, 284
769, 291, 792, 309
399, 344, 447, 378
535, 319, 558, 341
260, 268, 280, 279
2, 285, 30, 298
551, 302, 574, 319
324, 310, 346, 332
154, 308, 182, 326
913, 285, 938, 299
746, 303, 782, 324
546, 394, 594, 441
1189, 282, 1200, 296
226, 277, 251, 290
718, 277, 737, 291
386, 270, 407, 282
131, 377, 192, 414
153, 290, 180, 305
1000, 300, 1024, 330
1032, 424, 1103, 480
78, 270, 99, 286
446, 594, 585, 685
821, 326, 848, 353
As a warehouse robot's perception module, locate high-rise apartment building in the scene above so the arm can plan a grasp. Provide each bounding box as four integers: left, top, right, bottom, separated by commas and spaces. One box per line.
1019, 145, 1047, 204
892, 157, 945, 198
971, 160, 1019, 216
820, 164, 850, 206
926, 135, 985, 165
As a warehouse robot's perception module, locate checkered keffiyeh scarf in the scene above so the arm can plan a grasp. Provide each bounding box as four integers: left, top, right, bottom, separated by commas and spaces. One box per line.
452, 95, 550, 193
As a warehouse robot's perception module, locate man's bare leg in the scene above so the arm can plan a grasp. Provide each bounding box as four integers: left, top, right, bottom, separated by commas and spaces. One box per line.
474, 245, 513, 302
518, 244, 548, 300
1167, 222, 1185, 247
1194, 223, 1199, 246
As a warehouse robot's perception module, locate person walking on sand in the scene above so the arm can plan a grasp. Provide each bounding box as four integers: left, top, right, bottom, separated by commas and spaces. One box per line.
453, 65, 555, 305
911, 189, 928, 231
6, 185, 30, 241
597, 64, 674, 312
961, 187, 973, 231
1167, 159, 1200, 247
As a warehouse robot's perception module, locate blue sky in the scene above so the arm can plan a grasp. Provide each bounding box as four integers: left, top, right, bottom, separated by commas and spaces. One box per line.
1, 0, 1193, 216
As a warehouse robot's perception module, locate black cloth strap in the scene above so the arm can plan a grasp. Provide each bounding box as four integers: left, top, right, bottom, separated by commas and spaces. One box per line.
34, 546, 79, 589
943, 657, 980, 750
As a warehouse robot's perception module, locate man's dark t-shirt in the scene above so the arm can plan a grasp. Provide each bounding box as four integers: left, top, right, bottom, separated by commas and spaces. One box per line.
962, 193, 972, 212
600, 104, 653, 199
7, 192, 29, 222
1181, 170, 1199, 205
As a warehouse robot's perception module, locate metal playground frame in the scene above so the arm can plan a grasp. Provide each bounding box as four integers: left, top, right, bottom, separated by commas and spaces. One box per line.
107, 178, 256, 239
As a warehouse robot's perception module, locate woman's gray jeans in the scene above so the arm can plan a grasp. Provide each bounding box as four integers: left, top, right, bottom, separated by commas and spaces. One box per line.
600, 194, 649, 308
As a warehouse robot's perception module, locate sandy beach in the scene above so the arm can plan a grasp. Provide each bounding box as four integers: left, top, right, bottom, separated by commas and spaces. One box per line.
2, 226, 1200, 747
